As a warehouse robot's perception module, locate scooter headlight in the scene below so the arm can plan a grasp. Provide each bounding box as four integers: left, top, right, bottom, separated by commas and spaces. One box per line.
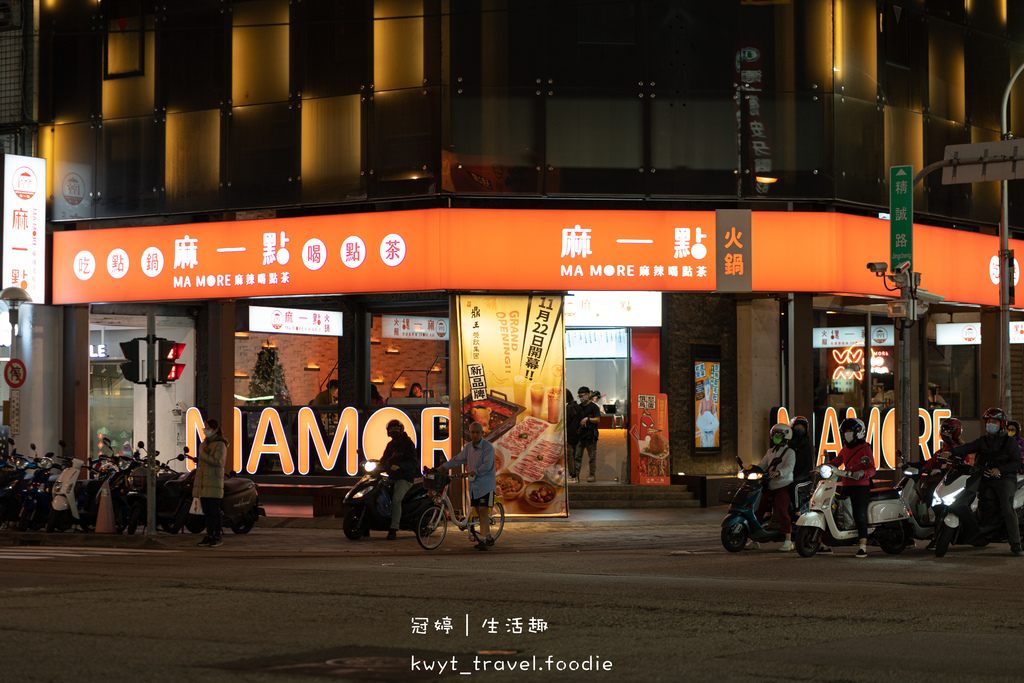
736, 471, 745, 480
747, 472, 763, 480
941, 487, 964, 507
363, 460, 378, 473
819, 464, 834, 479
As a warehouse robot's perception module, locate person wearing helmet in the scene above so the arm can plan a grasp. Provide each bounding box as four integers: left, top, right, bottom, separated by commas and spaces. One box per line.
750, 423, 797, 552
379, 419, 419, 540
827, 417, 876, 558
920, 417, 964, 547
952, 407, 1023, 556
1007, 421, 1024, 473
788, 416, 815, 484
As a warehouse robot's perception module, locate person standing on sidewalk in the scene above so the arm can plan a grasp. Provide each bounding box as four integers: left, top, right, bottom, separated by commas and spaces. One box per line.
196, 418, 228, 548
443, 422, 497, 549
564, 392, 582, 482
380, 419, 418, 540
576, 387, 602, 483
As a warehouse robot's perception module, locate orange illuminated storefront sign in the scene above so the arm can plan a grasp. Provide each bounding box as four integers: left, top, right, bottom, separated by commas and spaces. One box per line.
52, 209, 1021, 306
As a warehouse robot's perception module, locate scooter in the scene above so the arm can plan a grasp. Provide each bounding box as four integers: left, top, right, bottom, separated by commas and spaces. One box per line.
47, 453, 133, 533
0, 442, 36, 526
720, 457, 811, 552
931, 456, 1024, 557
17, 445, 64, 531
792, 462, 912, 557
342, 460, 433, 540
124, 443, 184, 535
167, 448, 264, 535
892, 452, 953, 546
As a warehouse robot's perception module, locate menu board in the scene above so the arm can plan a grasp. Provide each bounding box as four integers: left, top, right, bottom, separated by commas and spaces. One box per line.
456, 295, 567, 517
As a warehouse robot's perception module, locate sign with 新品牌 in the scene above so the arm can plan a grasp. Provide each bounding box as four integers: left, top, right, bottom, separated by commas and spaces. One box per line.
3, 155, 46, 304
249, 305, 342, 337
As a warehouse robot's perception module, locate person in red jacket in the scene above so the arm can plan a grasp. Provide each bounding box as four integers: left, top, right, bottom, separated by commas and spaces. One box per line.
827, 417, 876, 558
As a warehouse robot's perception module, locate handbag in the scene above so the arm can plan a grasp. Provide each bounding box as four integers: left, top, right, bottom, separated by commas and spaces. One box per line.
189, 497, 204, 515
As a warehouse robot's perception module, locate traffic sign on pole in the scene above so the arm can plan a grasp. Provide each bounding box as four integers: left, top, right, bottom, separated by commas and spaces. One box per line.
890, 165, 913, 272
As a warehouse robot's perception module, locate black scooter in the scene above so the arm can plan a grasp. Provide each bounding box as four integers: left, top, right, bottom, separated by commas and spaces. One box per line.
163, 447, 264, 535
933, 460, 1024, 557
342, 460, 433, 540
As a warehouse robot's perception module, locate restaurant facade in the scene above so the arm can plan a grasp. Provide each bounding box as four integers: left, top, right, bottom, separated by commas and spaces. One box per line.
3, 1, 1024, 508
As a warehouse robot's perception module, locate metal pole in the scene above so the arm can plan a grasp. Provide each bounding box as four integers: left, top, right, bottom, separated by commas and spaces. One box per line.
999, 62, 1024, 417
146, 311, 156, 536
898, 293, 913, 465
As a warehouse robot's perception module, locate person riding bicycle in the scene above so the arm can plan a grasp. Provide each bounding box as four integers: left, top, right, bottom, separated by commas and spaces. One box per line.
951, 407, 1022, 556
442, 421, 497, 550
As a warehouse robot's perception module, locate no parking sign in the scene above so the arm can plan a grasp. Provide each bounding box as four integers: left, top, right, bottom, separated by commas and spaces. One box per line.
5, 358, 26, 388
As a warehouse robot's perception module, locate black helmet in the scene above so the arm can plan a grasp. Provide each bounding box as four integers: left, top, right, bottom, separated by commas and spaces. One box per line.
789, 415, 809, 432
386, 419, 404, 434
939, 417, 963, 443
838, 417, 866, 445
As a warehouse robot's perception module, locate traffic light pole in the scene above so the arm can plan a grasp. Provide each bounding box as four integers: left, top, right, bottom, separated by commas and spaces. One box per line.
146, 311, 157, 536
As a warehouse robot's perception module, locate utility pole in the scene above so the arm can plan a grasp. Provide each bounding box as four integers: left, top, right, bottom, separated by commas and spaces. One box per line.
999, 62, 1024, 419
146, 311, 156, 536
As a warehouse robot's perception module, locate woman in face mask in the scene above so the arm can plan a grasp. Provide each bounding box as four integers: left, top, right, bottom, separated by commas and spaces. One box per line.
1008, 421, 1024, 473
826, 418, 875, 558
750, 423, 797, 551
195, 418, 228, 547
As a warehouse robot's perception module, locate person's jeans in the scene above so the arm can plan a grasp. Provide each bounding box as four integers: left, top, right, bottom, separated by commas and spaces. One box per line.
980, 477, 1021, 548
390, 479, 413, 530
575, 442, 597, 477
200, 497, 223, 538
842, 487, 870, 539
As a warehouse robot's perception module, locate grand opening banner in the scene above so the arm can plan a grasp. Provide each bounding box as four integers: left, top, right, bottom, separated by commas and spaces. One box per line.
456, 294, 567, 518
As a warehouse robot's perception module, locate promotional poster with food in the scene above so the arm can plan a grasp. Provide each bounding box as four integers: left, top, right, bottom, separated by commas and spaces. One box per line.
456, 294, 567, 517
631, 393, 670, 485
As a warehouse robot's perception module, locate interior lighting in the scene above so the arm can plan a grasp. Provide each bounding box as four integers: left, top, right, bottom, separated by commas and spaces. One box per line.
755, 176, 778, 184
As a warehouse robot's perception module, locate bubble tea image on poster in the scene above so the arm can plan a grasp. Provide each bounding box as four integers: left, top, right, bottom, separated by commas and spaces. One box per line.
456, 295, 567, 517
694, 361, 720, 448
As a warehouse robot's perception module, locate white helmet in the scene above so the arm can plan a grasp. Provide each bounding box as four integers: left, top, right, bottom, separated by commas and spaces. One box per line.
770, 423, 792, 441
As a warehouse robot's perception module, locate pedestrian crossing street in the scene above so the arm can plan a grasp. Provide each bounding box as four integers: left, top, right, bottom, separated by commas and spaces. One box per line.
0, 546, 182, 561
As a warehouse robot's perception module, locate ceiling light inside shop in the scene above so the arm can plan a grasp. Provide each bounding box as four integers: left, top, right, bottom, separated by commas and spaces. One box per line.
755, 176, 778, 184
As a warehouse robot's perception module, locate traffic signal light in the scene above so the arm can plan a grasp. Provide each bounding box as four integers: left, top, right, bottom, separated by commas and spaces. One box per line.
156, 338, 186, 383
119, 338, 146, 383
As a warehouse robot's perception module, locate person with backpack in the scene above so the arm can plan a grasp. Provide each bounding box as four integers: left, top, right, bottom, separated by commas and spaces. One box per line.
564, 392, 582, 483
749, 423, 796, 552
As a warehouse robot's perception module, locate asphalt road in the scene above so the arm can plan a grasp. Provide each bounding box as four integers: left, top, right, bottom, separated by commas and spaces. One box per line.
2, 517, 1024, 682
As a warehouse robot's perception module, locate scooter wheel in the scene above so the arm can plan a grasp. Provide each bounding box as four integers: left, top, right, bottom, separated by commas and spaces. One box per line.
46, 508, 71, 533
125, 504, 144, 535
231, 511, 257, 534
793, 526, 821, 558
934, 524, 955, 558
185, 515, 206, 534
342, 508, 364, 541
721, 523, 748, 553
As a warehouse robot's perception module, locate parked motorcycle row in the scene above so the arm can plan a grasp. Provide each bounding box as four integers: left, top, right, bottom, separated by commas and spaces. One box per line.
0, 439, 263, 535
722, 450, 1024, 557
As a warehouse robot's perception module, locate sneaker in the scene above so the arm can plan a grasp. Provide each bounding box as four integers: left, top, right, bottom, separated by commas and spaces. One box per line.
856, 547, 867, 558
386, 530, 397, 540
485, 536, 495, 547
778, 541, 794, 552
208, 537, 223, 547
587, 475, 596, 482
474, 541, 489, 551
1011, 546, 1022, 557
197, 536, 213, 547
744, 540, 760, 550
818, 545, 833, 555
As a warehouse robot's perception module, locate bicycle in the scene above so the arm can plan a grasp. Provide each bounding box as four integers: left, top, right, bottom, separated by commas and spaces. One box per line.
416, 467, 505, 550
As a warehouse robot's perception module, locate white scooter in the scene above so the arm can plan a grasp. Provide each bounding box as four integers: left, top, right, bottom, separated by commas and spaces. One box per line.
47, 458, 86, 532
792, 463, 912, 557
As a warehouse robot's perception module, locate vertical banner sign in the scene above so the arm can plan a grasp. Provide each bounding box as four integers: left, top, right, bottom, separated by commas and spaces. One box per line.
3, 155, 46, 304
890, 165, 913, 271
456, 294, 567, 518
695, 361, 721, 449
631, 393, 670, 485
715, 209, 752, 292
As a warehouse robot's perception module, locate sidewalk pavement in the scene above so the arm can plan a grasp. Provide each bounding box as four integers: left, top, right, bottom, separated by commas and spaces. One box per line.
0, 505, 729, 551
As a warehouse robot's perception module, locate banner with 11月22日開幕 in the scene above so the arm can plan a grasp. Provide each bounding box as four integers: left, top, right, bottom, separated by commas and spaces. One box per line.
456, 295, 567, 517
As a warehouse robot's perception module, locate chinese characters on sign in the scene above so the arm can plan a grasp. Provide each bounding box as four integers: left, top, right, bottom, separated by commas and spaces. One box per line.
3, 155, 46, 303
248, 305, 343, 337
715, 209, 752, 292
695, 361, 721, 449
382, 316, 450, 340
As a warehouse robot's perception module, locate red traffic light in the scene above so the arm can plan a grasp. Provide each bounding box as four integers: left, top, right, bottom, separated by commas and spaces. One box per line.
160, 342, 186, 361
156, 338, 186, 383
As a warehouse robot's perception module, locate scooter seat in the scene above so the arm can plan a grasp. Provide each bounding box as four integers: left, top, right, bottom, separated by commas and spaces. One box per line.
869, 488, 900, 500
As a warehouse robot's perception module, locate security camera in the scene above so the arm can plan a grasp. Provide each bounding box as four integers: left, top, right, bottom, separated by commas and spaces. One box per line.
892, 260, 912, 275
866, 262, 887, 274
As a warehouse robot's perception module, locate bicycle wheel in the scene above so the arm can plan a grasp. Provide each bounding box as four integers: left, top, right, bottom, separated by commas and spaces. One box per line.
416, 506, 447, 550
469, 501, 505, 543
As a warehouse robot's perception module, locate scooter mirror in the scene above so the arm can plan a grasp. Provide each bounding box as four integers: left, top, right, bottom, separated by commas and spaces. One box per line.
176, 454, 185, 461
59, 440, 66, 447
103, 437, 111, 445
183, 447, 189, 454
137, 440, 145, 449
30, 443, 36, 450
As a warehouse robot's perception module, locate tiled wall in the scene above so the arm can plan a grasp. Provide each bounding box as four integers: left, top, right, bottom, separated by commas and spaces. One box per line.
234, 334, 340, 406
370, 315, 449, 400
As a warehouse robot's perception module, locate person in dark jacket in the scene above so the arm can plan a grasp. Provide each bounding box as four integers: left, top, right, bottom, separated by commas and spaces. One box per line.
952, 407, 1022, 556
379, 419, 419, 540
196, 418, 228, 548
564, 393, 582, 482
788, 415, 815, 482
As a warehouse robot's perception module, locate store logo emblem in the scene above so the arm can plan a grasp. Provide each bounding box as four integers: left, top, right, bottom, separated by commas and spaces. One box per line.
989, 255, 1021, 286
962, 325, 978, 343
272, 309, 283, 330
12, 166, 37, 201
62, 173, 85, 206
871, 326, 888, 345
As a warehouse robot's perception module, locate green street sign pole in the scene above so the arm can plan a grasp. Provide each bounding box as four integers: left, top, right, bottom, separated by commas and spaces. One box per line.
890, 165, 913, 271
